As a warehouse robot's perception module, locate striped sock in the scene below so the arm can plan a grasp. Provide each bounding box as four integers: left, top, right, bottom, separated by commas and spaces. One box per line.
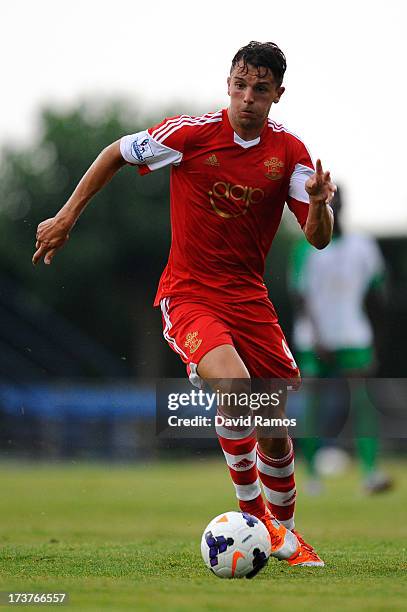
257, 439, 296, 530
216, 411, 266, 519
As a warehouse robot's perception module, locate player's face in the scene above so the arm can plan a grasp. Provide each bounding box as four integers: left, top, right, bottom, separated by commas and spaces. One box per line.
227, 62, 285, 138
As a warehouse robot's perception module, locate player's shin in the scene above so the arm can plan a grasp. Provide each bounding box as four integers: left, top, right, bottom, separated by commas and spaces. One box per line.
215, 408, 266, 519
256, 437, 296, 530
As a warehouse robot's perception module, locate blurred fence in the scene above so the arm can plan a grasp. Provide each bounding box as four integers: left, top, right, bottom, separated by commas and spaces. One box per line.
0, 383, 153, 460
1, 379, 406, 460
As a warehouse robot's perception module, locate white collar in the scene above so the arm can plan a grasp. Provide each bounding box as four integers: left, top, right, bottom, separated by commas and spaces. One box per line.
233, 131, 260, 149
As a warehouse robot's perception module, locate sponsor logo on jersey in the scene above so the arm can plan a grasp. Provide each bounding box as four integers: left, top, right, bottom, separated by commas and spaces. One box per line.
232, 458, 254, 470
264, 157, 284, 180
208, 181, 264, 218
204, 153, 220, 167
131, 136, 154, 162
184, 331, 202, 354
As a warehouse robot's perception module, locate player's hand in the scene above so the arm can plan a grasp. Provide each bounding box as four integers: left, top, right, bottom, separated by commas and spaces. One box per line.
32, 216, 72, 265
305, 159, 337, 205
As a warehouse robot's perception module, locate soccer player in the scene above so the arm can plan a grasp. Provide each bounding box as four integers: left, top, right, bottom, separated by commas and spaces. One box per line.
33, 41, 336, 566
289, 189, 392, 494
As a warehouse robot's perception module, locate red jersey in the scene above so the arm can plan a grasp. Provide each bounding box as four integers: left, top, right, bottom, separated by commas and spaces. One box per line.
120, 109, 314, 306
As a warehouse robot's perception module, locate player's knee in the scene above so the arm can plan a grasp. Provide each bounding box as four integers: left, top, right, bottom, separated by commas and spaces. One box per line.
197, 344, 250, 381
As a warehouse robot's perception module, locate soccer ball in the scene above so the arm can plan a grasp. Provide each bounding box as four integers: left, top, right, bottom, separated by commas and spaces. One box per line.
201, 511, 271, 578
314, 446, 351, 477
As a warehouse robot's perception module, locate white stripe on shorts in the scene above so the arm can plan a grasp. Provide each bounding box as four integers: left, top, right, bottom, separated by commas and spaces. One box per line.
160, 298, 188, 361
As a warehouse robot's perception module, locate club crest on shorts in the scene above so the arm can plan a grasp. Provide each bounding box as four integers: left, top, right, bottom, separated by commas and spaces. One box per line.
184, 331, 202, 354
264, 157, 284, 180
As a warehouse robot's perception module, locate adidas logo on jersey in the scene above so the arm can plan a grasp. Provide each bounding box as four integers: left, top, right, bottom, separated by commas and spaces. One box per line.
232, 458, 254, 470
204, 153, 220, 166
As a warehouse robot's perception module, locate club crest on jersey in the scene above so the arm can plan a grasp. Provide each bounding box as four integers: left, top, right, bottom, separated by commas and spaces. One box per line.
184, 331, 202, 354
131, 136, 154, 162
264, 157, 284, 180
204, 153, 220, 167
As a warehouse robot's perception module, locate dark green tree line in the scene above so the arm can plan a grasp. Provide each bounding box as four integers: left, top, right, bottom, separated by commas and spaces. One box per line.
0, 102, 176, 371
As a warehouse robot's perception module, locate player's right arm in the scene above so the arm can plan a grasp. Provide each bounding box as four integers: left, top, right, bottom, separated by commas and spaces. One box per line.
32, 140, 127, 265
33, 115, 191, 265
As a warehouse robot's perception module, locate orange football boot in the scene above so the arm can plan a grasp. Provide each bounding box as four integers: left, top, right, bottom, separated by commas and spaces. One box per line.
287, 530, 325, 567
260, 509, 300, 560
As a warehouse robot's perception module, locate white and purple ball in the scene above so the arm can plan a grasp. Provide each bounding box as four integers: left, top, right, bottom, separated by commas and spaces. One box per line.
200, 511, 271, 579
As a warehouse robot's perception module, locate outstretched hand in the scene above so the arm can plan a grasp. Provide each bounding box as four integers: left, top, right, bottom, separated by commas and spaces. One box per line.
305, 159, 337, 205
32, 217, 71, 265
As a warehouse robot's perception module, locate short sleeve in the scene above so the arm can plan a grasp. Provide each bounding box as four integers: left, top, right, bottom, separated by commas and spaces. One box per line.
286, 138, 315, 228
120, 115, 191, 175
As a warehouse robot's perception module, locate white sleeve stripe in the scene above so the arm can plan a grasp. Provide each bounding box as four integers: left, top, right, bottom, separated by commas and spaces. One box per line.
152, 112, 222, 138
151, 114, 191, 140
156, 117, 222, 144
154, 117, 222, 144
288, 163, 314, 204
151, 111, 222, 141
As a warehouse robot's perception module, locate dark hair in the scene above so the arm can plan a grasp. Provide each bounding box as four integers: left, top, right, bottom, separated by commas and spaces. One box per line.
231, 41, 287, 86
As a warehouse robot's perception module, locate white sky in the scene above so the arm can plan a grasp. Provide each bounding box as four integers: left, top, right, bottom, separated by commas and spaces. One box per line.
2, 0, 407, 235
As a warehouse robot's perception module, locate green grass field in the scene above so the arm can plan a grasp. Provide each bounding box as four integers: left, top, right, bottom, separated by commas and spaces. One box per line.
0, 459, 406, 611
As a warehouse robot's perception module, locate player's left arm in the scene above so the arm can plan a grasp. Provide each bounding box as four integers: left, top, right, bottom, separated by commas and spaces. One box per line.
303, 159, 336, 249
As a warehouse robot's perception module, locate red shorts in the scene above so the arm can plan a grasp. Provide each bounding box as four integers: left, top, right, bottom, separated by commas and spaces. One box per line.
160, 297, 300, 388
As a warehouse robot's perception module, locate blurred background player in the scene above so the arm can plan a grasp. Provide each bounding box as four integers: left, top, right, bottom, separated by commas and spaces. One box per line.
289, 187, 393, 494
